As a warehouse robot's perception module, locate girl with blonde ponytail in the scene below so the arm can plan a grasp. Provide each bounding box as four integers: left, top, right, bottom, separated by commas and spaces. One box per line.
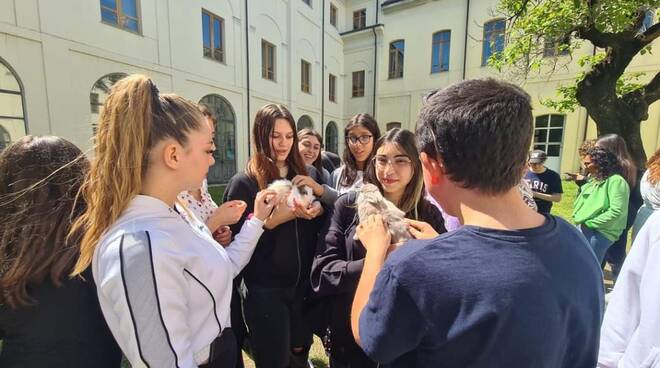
71, 74, 276, 368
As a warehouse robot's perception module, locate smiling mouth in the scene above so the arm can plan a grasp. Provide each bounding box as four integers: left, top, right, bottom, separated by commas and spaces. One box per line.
381, 179, 398, 184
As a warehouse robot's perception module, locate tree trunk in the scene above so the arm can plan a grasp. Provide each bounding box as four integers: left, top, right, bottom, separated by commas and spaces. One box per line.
575, 45, 649, 168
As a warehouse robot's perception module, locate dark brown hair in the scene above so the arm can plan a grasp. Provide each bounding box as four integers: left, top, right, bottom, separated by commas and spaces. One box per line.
578, 139, 596, 158
298, 128, 324, 173
0, 136, 88, 308
247, 104, 307, 189
364, 128, 426, 219
416, 78, 533, 194
596, 134, 637, 187
340, 113, 381, 187
587, 147, 624, 182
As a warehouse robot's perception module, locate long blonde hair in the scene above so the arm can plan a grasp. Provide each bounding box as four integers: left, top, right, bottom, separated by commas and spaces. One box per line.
70, 74, 204, 275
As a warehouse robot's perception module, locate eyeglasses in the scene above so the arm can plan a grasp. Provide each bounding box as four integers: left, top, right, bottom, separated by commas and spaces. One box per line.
374, 155, 412, 169
347, 135, 372, 145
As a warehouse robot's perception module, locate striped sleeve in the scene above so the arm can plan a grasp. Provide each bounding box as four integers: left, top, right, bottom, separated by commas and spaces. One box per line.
116, 231, 195, 368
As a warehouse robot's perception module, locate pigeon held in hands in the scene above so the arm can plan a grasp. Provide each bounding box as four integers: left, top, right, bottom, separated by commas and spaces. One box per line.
354, 183, 412, 244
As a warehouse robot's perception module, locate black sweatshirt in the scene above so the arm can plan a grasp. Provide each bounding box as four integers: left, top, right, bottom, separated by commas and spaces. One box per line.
310, 192, 446, 363
224, 166, 327, 289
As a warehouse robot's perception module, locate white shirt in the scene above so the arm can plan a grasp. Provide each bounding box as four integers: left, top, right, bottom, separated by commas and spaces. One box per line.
333, 166, 364, 194
598, 210, 660, 368
178, 180, 218, 223
93, 195, 264, 368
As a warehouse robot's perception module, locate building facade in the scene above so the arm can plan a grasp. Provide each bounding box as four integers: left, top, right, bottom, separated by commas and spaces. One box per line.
1, 0, 658, 183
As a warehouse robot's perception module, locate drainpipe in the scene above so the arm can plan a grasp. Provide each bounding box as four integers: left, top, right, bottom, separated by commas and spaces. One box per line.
245, 0, 251, 156
462, 0, 470, 80
372, 1, 379, 117
321, 0, 326, 137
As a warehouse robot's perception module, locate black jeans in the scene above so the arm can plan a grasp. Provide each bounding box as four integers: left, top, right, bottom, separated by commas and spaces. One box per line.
200, 328, 237, 368
243, 284, 313, 368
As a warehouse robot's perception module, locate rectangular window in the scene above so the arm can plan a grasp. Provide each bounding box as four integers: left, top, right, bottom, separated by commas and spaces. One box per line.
388, 40, 405, 79
330, 4, 338, 27
202, 10, 225, 63
329, 74, 336, 102
431, 31, 450, 73
353, 9, 366, 30
101, 0, 141, 33
482, 19, 506, 66
543, 35, 570, 57
301, 60, 311, 93
352, 70, 365, 97
262, 40, 276, 81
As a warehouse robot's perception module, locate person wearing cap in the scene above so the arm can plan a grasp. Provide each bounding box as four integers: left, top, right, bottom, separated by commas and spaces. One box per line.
524, 150, 563, 214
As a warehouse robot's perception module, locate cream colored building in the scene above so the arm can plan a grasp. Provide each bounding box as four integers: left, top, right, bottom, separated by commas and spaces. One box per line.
1, 0, 658, 183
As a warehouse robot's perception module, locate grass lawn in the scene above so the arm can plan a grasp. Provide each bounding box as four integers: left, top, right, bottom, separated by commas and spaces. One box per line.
550, 180, 578, 223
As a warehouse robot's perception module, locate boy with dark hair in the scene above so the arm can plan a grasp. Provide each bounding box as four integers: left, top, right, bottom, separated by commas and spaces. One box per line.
525, 149, 563, 213
350, 79, 603, 368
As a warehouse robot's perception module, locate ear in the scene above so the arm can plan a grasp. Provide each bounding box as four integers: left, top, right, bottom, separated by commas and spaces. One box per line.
162, 142, 183, 170
420, 152, 445, 185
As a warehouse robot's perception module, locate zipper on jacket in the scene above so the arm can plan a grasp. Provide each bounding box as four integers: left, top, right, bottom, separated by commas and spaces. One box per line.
294, 219, 301, 288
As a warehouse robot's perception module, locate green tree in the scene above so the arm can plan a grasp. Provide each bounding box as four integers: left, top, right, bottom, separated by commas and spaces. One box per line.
491, 0, 659, 167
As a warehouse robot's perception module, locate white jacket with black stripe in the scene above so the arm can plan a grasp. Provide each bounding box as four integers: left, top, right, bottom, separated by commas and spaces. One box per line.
93, 195, 264, 368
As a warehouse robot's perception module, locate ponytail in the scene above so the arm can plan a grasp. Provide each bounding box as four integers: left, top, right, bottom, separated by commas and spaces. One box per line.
70, 75, 203, 275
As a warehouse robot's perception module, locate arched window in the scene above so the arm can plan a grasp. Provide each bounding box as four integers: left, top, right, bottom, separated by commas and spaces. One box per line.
0, 125, 11, 151
199, 94, 237, 184
0, 58, 27, 151
297, 115, 314, 131
386, 122, 402, 131
90, 72, 128, 133
325, 121, 338, 154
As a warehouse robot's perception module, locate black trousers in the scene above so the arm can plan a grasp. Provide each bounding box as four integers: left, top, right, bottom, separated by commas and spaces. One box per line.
243, 284, 313, 368
604, 200, 640, 278
200, 328, 238, 368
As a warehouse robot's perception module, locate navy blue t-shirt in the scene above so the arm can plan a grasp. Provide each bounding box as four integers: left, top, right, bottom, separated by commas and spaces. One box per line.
525, 168, 563, 213
358, 215, 603, 368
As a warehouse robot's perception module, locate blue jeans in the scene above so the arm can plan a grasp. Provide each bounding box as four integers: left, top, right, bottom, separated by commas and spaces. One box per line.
579, 225, 614, 264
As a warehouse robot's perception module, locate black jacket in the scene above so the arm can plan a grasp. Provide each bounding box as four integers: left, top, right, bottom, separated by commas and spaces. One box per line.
310, 192, 446, 363
224, 166, 327, 288
0, 268, 122, 368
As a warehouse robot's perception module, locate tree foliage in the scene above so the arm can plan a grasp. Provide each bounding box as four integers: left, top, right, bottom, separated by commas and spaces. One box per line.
489, 0, 660, 165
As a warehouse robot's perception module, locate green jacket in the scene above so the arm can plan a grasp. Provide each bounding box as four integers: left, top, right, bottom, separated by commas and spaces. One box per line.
573, 174, 630, 241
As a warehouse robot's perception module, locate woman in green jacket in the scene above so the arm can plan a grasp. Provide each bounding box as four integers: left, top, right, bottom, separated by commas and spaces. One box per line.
573, 147, 630, 263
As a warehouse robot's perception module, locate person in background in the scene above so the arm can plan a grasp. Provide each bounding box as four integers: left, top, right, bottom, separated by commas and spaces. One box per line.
632, 148, 660, 241
311, 128, 446, 367
566, 139, 596, 188
223, 103, 326, 368
524, 149, 563, 214
597, 155, 660, 367
332, 114, 381, 194
178, 105, 247, 246
322, 150, 341, 174
573, 147, 630, 264
596, 134, 643, 279
350, 79, 603, 368
71, 75, 275, 368
292, 128, 340, 207
0, 135, 122, 368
